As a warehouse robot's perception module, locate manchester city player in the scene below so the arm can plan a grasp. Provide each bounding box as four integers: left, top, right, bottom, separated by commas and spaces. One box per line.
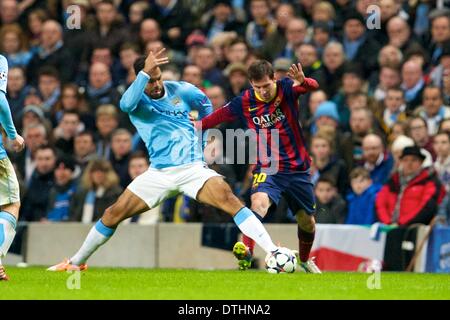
0, 54, 25, 281
48, 49, 280, 271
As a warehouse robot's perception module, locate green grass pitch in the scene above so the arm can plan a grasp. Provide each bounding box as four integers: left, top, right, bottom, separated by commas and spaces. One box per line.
1, 267, 449, 300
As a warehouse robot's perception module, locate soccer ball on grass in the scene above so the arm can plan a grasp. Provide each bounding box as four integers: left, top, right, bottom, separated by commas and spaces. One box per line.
265, 247, 297, 273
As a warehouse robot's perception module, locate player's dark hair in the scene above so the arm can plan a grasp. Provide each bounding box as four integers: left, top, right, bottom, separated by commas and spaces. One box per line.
134, 55, 146, 76
247, 60, 274, 81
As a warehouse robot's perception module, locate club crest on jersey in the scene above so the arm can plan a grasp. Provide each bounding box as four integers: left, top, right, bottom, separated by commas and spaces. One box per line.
252, 107, 285, 128
171, 96, 181, 106
273, 97, 281, 108
0, 71, 6, 80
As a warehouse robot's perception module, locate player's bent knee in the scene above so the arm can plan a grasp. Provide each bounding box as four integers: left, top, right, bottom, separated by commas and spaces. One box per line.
102, 205, 126, 227
214, 190, 242, 213
251, 198, 270, 215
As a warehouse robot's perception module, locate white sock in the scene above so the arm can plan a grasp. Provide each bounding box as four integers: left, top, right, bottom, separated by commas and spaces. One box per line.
0, 211, 17, 259
70, 220, 116, 266
233, 207, 277, 253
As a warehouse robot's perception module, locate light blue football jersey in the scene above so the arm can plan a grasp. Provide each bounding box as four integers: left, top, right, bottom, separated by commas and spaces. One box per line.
120, 71, 212, 169
0, 55, 17, 160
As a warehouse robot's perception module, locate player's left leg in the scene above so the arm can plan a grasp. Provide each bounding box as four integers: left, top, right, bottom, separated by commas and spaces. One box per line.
284, 172, 321, 273
0, 157, 21, 280
295, 210, 321, 273
235, 177, 279, 270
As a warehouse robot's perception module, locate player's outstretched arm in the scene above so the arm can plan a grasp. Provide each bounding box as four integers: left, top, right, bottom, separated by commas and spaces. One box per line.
193, 103, 238, 131
0, 91, 24, 152
120, 48, 169, 113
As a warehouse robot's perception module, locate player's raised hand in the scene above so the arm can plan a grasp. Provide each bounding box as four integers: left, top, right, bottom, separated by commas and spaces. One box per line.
287, 63, 305, 85
144, 48, 170, 78
11, 134, 25, 152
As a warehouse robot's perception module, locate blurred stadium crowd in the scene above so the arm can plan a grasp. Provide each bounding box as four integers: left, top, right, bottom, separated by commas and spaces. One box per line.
1, 0, 450, 226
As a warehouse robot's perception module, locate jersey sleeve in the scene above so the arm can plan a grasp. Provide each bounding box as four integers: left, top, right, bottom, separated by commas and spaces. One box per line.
119, 71, 149, 113
0, 91, 17, 139
280, 76, 319, 98
200, 96, 242, 130
292, 78, 319, 96
0, 55, 8, 94
227, 96, 243, 117
183, 82, 213, 119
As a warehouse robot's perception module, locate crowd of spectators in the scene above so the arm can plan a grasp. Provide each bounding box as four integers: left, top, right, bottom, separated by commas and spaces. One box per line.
1, 0, 450, 227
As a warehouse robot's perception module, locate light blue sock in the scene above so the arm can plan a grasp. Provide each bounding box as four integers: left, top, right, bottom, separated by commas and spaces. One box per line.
70, 219, 116, 266
233, 207, 277, 253
0, 211, 17, 259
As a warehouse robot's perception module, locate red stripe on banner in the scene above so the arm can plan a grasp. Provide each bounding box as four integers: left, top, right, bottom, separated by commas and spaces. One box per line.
310, 247, 368, 271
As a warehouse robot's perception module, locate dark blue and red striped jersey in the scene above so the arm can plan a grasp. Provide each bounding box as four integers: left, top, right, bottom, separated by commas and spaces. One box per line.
200, 77, 319, 173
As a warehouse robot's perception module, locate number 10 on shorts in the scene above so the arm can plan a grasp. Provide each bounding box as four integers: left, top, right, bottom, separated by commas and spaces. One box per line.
252, 172, 267, 187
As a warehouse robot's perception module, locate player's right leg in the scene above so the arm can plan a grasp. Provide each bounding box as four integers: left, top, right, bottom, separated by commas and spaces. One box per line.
234, 192, 272, 270
47, 189, 150, 271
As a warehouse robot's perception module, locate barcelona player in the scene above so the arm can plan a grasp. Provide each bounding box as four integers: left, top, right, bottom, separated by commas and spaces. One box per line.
195, 60, 321, 273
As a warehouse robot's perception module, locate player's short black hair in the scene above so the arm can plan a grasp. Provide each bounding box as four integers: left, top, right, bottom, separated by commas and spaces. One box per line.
134, 55, 146, 76
247, 60, 274, 81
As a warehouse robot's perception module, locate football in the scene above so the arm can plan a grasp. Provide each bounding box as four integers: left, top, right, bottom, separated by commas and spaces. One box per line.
265, 247, 297, 273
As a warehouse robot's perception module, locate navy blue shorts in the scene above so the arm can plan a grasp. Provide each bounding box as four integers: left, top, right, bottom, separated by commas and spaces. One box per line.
251, 171, 316, 216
